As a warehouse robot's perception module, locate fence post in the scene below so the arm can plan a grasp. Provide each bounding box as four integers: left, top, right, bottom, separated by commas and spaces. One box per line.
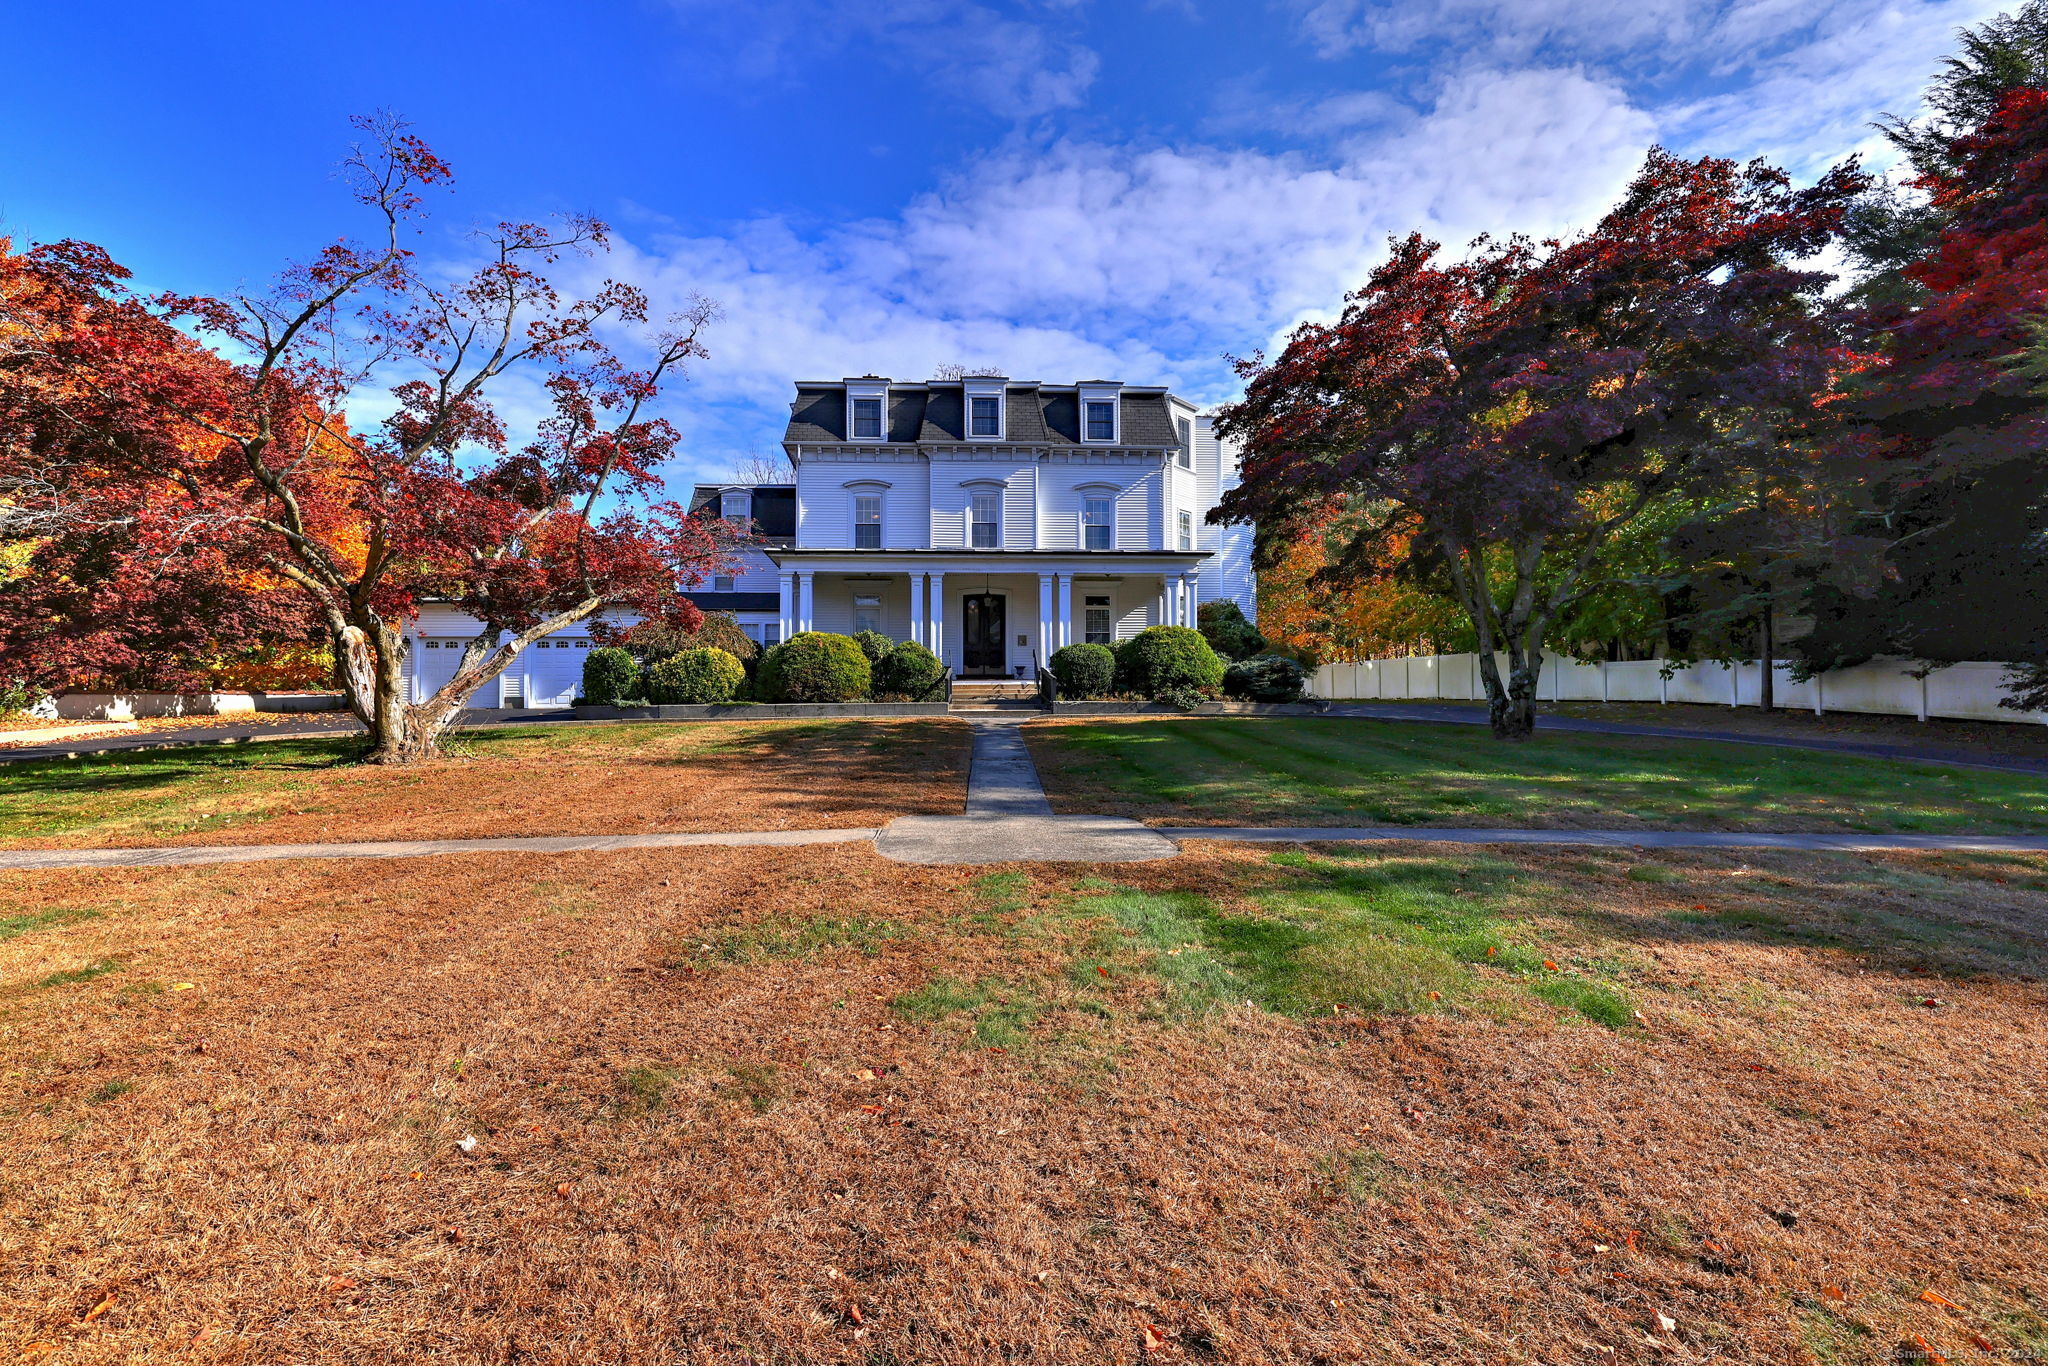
1600, 661, 1610, 703
1730, 662, 1740, 708
1814, 670, 1824, 717
1918, 671, 1929, 723
1659, 666, 1667, 705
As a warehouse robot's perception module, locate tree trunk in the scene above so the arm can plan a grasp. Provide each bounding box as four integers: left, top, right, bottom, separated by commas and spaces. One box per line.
1758, 599, 1775, 713
1477, 642, 1541, 740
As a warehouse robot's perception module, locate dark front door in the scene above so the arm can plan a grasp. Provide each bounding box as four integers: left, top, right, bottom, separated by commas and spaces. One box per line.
962, 593, 1006, 676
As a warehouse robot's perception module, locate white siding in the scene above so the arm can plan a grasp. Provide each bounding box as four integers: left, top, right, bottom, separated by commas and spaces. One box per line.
795, 457, 929, 548
928, 457, 1035, 550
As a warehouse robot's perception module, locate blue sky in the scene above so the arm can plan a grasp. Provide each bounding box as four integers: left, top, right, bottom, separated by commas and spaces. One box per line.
0, 0, 2008, 489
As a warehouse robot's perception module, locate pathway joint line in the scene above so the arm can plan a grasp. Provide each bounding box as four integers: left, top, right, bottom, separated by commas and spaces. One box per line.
1156, 826, 2048, 852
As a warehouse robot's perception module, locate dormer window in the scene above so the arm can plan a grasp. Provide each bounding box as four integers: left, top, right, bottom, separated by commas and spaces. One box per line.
720, 489, 751, 524
851, 397, 883, 439
1085, 401, 1116, 442
970, 396, 1001, 437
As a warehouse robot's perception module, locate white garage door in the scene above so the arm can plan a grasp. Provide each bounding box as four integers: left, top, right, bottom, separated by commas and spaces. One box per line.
523, 636, 592, 707
412, 637, 498, 706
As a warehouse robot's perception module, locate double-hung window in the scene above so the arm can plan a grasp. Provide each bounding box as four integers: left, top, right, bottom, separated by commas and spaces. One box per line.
1176, 417, 1192, 468
1084, 595, 1113, 646
853, 593, 882, 635
853, 494, 882, 549
970, 492, 1001, 549
970, 395, 1001, 437
720, 490, 750, 525
1177, 509, 1194, 551
1085, 400, 1116, 441
851, 397, 883, 439
1082, 496, 1113, 551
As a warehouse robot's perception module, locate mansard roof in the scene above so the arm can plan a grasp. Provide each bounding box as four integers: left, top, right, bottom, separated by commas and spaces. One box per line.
782, 381, 1183, 449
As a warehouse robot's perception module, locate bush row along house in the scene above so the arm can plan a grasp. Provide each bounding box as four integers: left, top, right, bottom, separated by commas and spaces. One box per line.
404, 375, 1258, 705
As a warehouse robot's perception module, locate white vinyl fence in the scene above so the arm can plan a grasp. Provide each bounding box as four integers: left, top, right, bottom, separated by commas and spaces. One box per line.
1309, 655, 2046, 725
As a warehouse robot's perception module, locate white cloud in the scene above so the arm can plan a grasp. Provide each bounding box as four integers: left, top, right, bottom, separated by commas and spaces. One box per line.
664, 0, 1100, 119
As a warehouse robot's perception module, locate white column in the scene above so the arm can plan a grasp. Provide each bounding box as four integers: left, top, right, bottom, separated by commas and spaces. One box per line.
1038, 573, 1054, 662
929, 572, 946, 665
797, 571, 815, 634
1056, 573, 1073, 650
909, 572, 926, 647
777, 572, 794, 642
1178, 574, 1194, 626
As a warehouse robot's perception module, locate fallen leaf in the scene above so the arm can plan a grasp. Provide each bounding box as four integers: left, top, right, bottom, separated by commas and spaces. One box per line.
1140, 1322, 1168, 1353
1096, 966, 1111, 978
846, 1303, 864, 1325
79, 1293, 115, 1323
1485, 946, 1497, 957
1920, 1289, 1963, 1312
1542, 959, 1560, 972
555, 1182, 574, 1199
170, 982, 195, 991
325, 1276, 357, 1292
16, 1344, 59, 1358
1427, 990, 1442, 1001
1655, 1313, 1676, 1334
1820, 1285, 1846, 1302
454, 1134, 478, 1154
1907, 1333, 1946, 1363
191, 1325, 215, 1346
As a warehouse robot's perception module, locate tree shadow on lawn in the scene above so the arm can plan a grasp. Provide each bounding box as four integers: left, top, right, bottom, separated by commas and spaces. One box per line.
1031, 718, 2048, 833
1141, 840, 2048, 1019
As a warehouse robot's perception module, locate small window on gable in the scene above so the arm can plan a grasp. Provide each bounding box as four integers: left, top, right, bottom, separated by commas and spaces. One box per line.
851, 397, 883, 439
1084, 594, 1113, 646
970, 395, 1001, 437
713, 574, 735, 592
721, 490, 751, 523
970, 491, 1001, 549
853, 593, 882, 635
1082, 495, 1113, 551
853, 493, 882, 549
1085, 400, 1116, 442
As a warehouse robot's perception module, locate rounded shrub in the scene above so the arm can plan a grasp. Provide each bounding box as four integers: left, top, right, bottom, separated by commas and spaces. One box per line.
624, 611, 758, 665
647, 647, 747, 704
1197, 599, 1266, 661
1050, 643, 1115, 699
581, 646, 641, 705
851, 630, 896, 667
1223, 653, 1307, 703
758, 631, 872, 703
1120, 625, 1225, 700
873, 640, 946, 699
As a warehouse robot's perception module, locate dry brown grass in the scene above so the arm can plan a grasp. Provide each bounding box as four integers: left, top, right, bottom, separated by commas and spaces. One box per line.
0, 840, 2044, 1363
2, 719, 969, 850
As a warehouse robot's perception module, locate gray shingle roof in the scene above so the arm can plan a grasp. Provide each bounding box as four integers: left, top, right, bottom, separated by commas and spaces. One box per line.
782, 382, 1184, 449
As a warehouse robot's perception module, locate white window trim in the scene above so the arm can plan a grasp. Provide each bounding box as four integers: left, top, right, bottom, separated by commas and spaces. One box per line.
963, 378, 1007, 441
964, 482, 1004, 550
852, 490, 884, 549
845, 379, 890, 443
720, 489, 751, 523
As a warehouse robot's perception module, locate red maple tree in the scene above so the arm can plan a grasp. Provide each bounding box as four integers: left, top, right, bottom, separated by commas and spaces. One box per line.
0, 116, 728, 761
1215, 149, 1864, 737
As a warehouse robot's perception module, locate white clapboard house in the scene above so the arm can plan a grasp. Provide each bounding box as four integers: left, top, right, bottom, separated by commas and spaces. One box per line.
405, 374, 1256, 706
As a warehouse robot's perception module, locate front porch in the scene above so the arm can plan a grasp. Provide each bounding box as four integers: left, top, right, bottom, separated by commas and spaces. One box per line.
763, 550, 1210, 678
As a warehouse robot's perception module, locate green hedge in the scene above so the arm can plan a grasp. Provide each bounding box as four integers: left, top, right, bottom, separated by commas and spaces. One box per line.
1119, 625, 1225, 700
851, 630, 896, 666
873, 640, 946, 699
581, 646, 641, 705
1197, 600, 1266, 661
758, 632, 872, 703
1223, 653, 1307, 703
648, 647, 747, 704
1050, 643, 1115, 699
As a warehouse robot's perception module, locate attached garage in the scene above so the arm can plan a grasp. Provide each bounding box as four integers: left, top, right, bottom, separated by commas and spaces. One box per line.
522, 636, 593, 707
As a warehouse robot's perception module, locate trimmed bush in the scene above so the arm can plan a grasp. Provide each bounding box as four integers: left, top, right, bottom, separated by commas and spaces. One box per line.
582, 646, 641, 705
1120, 625, 1225, 700
1197, 599, 1266, 661
1050, 643, 1115, 699
647, 647, 747, 704
873, 640, 946, 699
1223, 653, 1307, 703
851, 630, 896, 666
758, 632, 872, 703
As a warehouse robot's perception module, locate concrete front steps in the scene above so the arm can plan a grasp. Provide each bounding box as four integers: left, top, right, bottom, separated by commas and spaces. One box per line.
949, 679, 1045, 714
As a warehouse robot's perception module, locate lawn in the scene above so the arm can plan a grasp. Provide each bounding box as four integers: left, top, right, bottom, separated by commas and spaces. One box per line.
2, 838, 2043, 1362
0, 719, 969, 849
1027, 716, 2048, 833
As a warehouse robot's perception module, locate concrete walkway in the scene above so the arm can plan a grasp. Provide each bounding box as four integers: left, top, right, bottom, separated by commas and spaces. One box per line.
873, 716, 1179, 864
10, 821, 2048, 874
0, 827, 875, 873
